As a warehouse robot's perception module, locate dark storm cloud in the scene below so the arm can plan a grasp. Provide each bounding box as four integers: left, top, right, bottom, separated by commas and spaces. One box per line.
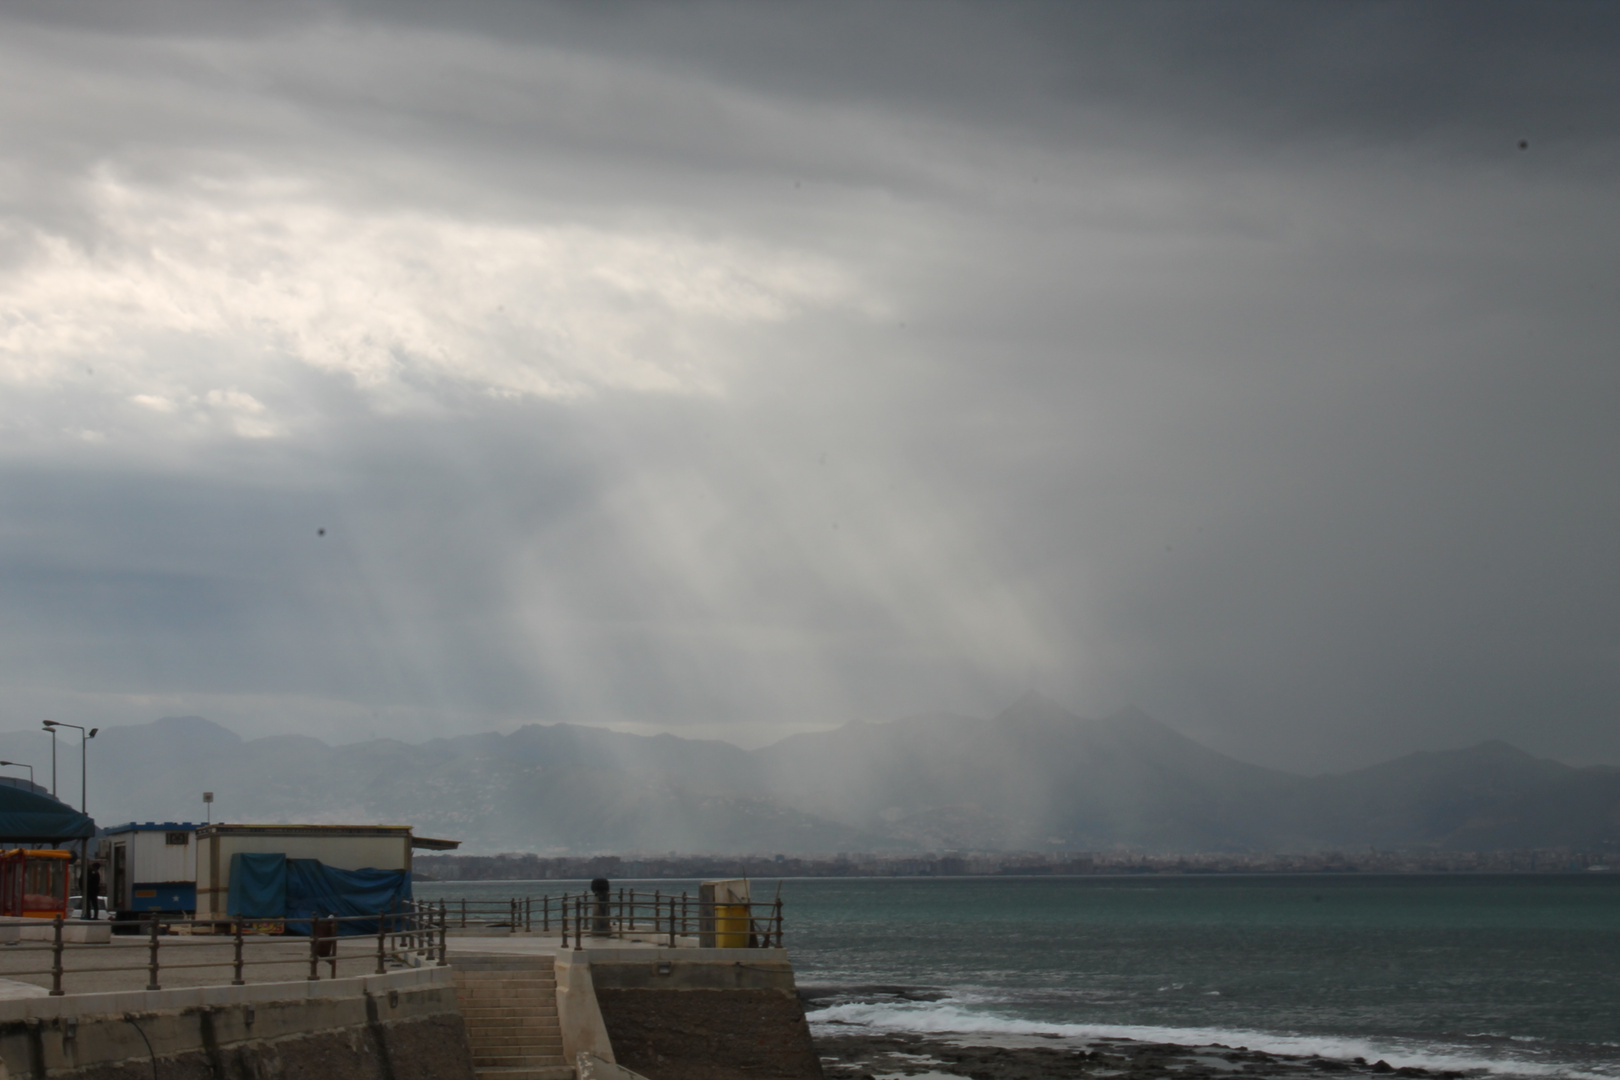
0, 1, 1616, 773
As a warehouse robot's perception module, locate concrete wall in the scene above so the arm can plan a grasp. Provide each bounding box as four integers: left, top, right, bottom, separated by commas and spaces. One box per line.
555, 948, 615, 1065
0, 965, 473, 1080
578, 948, 822, 1080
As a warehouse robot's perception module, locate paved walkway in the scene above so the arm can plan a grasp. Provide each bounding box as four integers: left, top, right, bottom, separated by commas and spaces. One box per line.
445, 931, 685, 959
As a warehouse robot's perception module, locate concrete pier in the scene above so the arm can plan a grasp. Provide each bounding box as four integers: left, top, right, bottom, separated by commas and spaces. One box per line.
0, 926, 820, 1079
445, 935, 822, 1080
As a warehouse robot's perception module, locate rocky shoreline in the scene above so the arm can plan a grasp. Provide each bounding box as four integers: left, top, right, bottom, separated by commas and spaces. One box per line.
812, 1031, 1471, 1080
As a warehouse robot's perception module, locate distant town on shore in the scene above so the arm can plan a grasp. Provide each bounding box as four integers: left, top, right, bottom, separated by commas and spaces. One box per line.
416, 847, 1618, 881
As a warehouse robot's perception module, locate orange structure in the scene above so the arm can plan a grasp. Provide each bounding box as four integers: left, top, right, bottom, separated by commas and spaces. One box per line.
0, 849, 71, 918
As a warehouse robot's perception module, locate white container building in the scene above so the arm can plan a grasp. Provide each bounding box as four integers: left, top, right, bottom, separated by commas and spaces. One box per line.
101, 822, 202, 918
193, 823, 457, 923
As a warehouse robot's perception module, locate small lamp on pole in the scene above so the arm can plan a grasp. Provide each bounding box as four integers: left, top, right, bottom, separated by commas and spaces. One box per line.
203, 791, 214, 824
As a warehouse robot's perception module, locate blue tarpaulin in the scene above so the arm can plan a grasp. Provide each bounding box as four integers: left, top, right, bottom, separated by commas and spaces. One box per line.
226, 852, 287, 919
227, 852, 411, 935
0, 783, 95, 842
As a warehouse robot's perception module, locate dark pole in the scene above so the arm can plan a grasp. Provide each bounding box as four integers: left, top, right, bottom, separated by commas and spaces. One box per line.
43, 725, 56, 797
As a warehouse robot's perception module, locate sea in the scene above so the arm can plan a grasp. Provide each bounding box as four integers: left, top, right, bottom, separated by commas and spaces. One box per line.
416, 874, 1620, 1079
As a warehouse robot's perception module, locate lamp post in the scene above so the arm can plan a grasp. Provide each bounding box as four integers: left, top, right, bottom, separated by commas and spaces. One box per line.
42, 722, 96, 812
42, 722, 97, 920
0, 761, 34, 788
42, 724, 56, 797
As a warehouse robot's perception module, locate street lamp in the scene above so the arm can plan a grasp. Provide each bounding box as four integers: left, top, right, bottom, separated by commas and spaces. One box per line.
41, 723, 56, 797
0, 761, 34, 788
42, 722, 96, 812
42, 722, 97, 921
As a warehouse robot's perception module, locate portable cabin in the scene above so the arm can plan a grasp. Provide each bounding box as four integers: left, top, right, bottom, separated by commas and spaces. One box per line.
101, 822, 200, 919
0, 849, 72, 918
193, 824, 458, 926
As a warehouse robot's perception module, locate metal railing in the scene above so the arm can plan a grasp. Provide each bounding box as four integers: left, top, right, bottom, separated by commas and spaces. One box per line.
0, 889, 787, 996
1, 903, 447, 996
438, 888, 785, 950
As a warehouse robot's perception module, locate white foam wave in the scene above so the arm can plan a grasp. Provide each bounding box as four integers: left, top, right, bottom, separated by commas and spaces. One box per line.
806, 999, 1620, 1080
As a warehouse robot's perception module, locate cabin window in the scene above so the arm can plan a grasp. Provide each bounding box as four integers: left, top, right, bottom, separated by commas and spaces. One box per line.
165, 832, 189, 846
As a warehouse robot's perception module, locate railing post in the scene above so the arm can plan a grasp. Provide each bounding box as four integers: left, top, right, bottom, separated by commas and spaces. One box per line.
437, 901, 448, 965
460, 897, 467, 928
560, 897, 568, 947
232, 918, 246, 985
146, 911, 162, 991
774, 898, 783, 948
308, 919, 321, 981
542, 895, 549, 933
668, 895, 676, 948
525, 897, 532, 933
49, 915, 64, 996
376, 911, 388, 974
573, 896, 582, 951
510, 897, 517, 932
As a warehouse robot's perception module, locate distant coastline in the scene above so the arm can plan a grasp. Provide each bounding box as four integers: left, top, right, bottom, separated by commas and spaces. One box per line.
414, 848, 1617, 881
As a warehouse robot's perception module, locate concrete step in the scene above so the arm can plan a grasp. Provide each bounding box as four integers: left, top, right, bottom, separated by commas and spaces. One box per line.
465, 1022, 562, 1036
472, 1048, 565, 1061
456, 977, 558, 987
465, 1022, 562, 1035
474, 1066, 573, 1080
475, 1054, 566, 1068
471, 1037, 564, 1046
458, 992, 559, 1004
456, 954, 565, 1079
472, 1045, 565, 1059
468, 1028, 564, 1043
463, 1007, 560, 1019
459, 991, 557, 1003
471, 1036, 565, 1047
465, 1029, 563, 1043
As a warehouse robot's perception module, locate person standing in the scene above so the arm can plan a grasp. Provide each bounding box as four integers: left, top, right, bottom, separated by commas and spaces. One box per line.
85, 861, 102, 920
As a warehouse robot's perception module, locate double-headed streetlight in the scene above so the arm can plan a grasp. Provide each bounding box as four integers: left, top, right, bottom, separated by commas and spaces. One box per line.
42, 722, 97, 918
41, 722, 96, 812
0, 761, 34, 788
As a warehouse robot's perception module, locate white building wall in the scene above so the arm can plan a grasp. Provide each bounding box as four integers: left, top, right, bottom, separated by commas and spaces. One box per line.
126, 830, 197, 883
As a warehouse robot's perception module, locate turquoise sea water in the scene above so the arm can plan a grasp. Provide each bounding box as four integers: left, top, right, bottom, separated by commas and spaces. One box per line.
417, 875, 1620, 1078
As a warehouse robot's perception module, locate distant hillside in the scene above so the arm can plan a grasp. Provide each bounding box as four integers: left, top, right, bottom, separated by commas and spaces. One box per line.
6, 697, 1617, 855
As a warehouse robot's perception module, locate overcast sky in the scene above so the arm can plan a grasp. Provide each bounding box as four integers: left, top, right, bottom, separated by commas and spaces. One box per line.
0, 1, 1616, 773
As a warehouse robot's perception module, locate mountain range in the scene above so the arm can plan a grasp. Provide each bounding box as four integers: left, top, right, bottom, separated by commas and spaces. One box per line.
4, 695, 1616, 855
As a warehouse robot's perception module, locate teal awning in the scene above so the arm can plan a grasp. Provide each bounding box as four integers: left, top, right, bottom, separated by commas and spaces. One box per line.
0, 784, 95, 843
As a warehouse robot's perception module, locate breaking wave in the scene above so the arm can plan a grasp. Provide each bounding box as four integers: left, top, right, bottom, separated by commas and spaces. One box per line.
806, 997, 1620, 1080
